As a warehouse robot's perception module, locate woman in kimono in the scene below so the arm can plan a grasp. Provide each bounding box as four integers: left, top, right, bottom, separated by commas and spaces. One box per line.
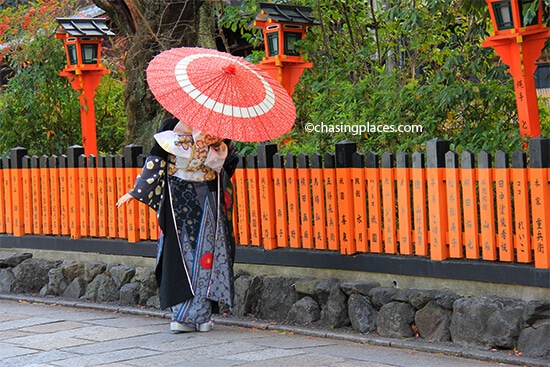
117, 116, 238, 332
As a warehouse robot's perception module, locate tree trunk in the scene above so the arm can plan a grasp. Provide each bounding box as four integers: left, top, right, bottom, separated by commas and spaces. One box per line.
93, 0, 203, 151
198, 2, 216, 49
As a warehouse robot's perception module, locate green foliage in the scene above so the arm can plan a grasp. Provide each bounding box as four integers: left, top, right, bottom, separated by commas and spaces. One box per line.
94, 76, 127, 154
0, 0, 126, 156
220, 0, 544, 157
290, 0, 529, 155
217, 0, 263, 48
1, 0, 548, 158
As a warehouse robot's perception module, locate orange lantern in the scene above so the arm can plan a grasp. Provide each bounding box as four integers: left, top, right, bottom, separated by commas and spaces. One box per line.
55, 17, 114, 156
483, 0, 550, 138
251, 3, 319, 96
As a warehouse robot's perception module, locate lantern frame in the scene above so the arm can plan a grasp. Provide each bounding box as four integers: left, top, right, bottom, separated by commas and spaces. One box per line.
252, 3, 318, 62
266, 25, 280, 57
486, 0, 543, 34
55, 18, 114, 72
250, 3, 319, 96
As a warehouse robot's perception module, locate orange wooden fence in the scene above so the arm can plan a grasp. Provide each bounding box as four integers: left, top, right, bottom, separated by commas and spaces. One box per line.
1, 138, 550, 269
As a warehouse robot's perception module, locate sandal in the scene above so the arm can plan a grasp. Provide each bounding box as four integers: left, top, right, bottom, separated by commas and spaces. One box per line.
170, 322, 195, 332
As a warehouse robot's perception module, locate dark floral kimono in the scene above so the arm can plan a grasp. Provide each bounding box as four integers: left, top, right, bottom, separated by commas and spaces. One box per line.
128, 117, 238, 325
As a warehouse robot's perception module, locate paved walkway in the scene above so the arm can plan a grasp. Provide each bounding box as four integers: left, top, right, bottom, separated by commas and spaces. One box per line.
0, 295, 545, 367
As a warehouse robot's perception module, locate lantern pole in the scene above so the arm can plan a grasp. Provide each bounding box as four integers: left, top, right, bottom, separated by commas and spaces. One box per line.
482, 0, 550, 138
59, 68, 107, 156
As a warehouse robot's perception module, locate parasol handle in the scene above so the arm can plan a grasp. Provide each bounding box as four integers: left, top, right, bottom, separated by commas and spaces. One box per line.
222, 64, 237, 75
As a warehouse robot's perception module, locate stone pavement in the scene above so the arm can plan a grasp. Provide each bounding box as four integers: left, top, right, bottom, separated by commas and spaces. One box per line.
0, 295, 545, 367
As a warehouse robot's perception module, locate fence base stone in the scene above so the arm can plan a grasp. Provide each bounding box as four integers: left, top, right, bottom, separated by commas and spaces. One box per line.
0, 268, 14, 292
415, 300, 452, 342
120, 282, 141, 305
63, 277, 86, 299
450, 296, 525, 350
12, 258, 60, 293
517, 320, 550, 358
0, 253, 548, 360
323, 283, 350, 328
377, 301, 416, 338
287, 296, 320, 324
0, 252, 32, 268
347, 294, 378, 333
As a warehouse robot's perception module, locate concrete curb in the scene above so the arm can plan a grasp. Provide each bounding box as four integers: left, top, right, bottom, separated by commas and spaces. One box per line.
0, 293, 545, 367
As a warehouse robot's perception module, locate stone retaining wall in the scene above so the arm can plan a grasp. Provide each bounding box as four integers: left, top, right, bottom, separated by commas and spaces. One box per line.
0, 253, 548, 360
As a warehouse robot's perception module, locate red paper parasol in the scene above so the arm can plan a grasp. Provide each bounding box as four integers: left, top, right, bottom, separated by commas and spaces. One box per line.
146, 47, 296, 142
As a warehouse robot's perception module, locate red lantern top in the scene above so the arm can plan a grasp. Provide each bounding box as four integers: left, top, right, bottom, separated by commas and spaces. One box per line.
486, 0, 544, 37
55, 18, 114, 73
251, 3, 318, 63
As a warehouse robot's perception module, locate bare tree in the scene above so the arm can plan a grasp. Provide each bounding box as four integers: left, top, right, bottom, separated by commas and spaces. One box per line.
93, 0, 204, 149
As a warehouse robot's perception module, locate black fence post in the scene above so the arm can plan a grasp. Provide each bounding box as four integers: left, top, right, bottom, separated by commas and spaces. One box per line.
352, 151, 365, 168
87, 155, 96, 169
478, 151, 492, 169
335, 140, 356, 168
529, 136, 550, 168
257, 142, 277, 169
22, 155, 30, 169
97, 154, 106, 169
10, 147, 27, 168
247, 153, 257, 169
397, 152, 409, 169
30, 155, 40, 168
124, 144, 143, 168
105, 154, 116, 173
39, 155, 49, 171
461, 151, 475, 169
495, 150, 509, 169
105, 154, 115, 168
298, 153, 310, 169
366, 152, 378, 168
2, 156, 10, 170
285, 152, 296, 169
49, 155, 59, 169
78, 154, 87, 168
58, 155, 67, 169
115, 153, 125, 170
273, 153, 284, 168
426, 138, 450, 168
310, 152, 323, 169
236, 154, 246, 169
512, 150, 527, 168
412, 151, 424, 169
67, 146, 85, 168
445, 151, 458, 169
381, 151, 394, 168
324, 152, 335, 169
